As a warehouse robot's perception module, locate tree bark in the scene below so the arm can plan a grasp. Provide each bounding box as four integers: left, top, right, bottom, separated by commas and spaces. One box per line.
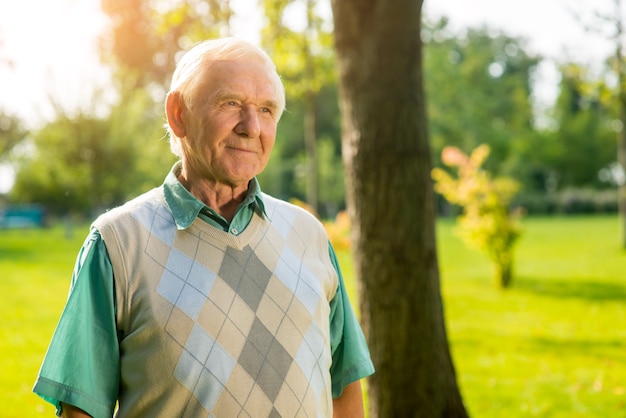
330, 0, 468, 416
304, 91, 319, 213
303, 0, 319, 214
616, 0, 626, 249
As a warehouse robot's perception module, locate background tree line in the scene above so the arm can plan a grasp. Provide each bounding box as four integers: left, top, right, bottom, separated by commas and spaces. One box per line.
0, 2, 620, 221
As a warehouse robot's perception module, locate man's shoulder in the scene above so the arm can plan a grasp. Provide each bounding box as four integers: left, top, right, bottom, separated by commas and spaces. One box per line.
93, 187, 165, 228
262, 194, 318, 221
261, 193, 327, 235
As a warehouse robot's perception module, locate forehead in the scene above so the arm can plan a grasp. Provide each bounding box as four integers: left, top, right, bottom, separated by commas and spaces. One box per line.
200, 60, 280, 101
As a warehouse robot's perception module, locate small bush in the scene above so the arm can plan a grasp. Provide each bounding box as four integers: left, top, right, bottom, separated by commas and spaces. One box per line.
432, 144, 522, 288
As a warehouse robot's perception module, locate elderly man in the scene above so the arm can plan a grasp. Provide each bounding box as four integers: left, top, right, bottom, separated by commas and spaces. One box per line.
34, 38, 374, 417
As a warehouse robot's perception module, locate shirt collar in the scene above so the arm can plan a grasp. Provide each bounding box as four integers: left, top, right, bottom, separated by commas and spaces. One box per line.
163, 162, 267, 230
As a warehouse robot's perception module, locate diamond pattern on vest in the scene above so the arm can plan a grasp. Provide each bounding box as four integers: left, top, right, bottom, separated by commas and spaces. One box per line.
155, 232, 328, 416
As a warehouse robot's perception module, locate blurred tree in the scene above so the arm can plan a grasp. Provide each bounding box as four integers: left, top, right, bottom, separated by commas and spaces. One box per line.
10, 91, 175, 217
607, 0, 626, 248
0, 112, 27, 160
423, 20, 540, 178
574, 0, 626, 244
546, 64, 615, 189
11, 114, 116, 215
262, 84, 345, 218
261, 0, 336, 213
100, 0, 232, 92
1, 33, 22, 160
332, 0, 468, 416
313, 84, 345, 215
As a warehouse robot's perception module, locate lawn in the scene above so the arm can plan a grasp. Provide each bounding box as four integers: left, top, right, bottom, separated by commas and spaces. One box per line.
0, 223, 91, 416
437, 215, 626, 417
1, 216, 624, 417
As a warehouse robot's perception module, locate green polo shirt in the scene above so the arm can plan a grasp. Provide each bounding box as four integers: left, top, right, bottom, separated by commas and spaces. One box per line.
33, 164, 374, 417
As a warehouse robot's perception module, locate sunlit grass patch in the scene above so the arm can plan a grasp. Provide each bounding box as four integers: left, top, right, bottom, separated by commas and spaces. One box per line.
438, 215, 626, 418
1, 224, 89, 417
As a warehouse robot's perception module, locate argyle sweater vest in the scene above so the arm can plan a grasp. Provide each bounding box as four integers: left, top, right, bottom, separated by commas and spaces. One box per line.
93, 187, 338, 417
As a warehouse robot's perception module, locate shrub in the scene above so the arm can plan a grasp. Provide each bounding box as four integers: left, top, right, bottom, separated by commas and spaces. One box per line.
432, 144, 522, 288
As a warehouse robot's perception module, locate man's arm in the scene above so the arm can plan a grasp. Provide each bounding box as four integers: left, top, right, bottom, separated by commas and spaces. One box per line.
33, 230, 119, 417
333, 380, 364, 418
60, 403, 91, 418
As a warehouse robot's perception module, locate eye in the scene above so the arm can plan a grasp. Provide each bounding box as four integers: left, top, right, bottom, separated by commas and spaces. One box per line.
226, 101, 238, 107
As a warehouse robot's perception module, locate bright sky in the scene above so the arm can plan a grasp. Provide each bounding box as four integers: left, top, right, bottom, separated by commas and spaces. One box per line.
0, 0, 109, 125
424, 0, 615, 61
0, 0, 620, 192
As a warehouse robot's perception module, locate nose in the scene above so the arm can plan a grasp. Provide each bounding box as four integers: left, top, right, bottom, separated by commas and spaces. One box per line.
235, 106, 261, 138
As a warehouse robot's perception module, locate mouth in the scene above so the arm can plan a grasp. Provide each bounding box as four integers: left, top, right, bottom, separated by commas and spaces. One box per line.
226, 145, 257, 154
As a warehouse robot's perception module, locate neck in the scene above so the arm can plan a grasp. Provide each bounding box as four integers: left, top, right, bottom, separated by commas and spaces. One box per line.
177, 169, 249, 223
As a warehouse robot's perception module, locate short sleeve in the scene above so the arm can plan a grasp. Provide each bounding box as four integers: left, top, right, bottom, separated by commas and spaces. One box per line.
328, 243, 375, 398
33, 228, 120, 418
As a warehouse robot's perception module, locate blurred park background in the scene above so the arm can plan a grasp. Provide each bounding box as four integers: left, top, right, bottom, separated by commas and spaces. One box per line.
1, 0, 626, 416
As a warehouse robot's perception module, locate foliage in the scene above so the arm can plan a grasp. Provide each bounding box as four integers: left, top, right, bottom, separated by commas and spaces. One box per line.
261, 0, 336, 99
423, 20, 540, 179
295, 136, 345, 212
544, 64, 617, 189
4, 3, 624, 219
9, 91, 175, 217
259, 85, 345, 217
0, 111, 27, 160
261, 0, 337, 213
422, 20, 617, 203
432, 144, 522, 288
322, 210, 351, 252
100, 0, 232, 91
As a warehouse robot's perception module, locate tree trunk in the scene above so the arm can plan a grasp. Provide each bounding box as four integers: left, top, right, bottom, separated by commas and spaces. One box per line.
495, 259, 513, 289
303, 0, 319, 214
616, 0, 626, 249
304, 92, 319, 214
330, 0, 468, 417
618, 109, 626, 249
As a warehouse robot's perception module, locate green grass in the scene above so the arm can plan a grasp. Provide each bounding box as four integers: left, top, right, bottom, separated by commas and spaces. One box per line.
437, 215, 626, 417
2, 217, 625, 417
0, 224, 91, 416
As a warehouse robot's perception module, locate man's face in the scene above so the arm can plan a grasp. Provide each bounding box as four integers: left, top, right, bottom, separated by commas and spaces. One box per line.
181, 59, 281, 188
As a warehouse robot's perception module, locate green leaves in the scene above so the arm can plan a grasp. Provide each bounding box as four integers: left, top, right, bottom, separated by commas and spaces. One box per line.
423, 20, 539, 177
10, 91, 175, 216
432, 144, 522, 288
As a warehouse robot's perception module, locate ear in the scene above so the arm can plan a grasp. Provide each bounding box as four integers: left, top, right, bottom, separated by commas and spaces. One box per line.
165, 91, 186, 138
